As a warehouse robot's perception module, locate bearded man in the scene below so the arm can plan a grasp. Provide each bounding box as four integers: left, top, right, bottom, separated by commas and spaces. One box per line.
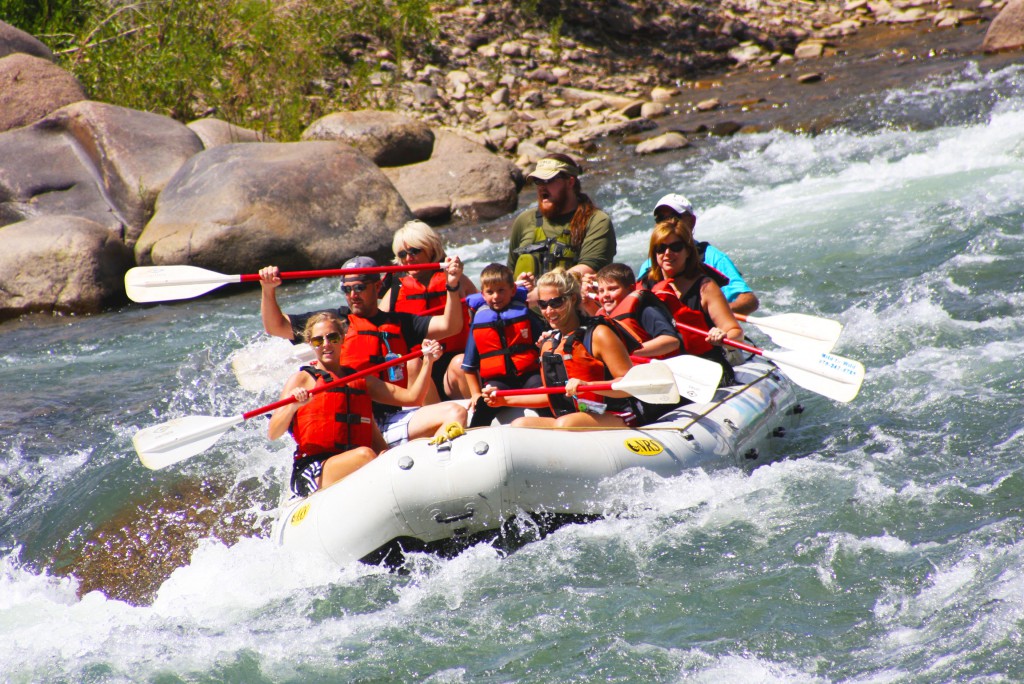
506, 153, 617, 282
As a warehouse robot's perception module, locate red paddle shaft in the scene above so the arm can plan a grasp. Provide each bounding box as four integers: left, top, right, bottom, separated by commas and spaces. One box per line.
241, 350, 422, 420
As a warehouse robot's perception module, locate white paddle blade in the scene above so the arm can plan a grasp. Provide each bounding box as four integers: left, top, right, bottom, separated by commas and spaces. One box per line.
231, 342, 317, 392
744, 313, 843, 353
125, 265, 240, 303
659, 356, 723, 404
763, 349, 865, 403
133, 414, 244, 470
613, 362, 680, 404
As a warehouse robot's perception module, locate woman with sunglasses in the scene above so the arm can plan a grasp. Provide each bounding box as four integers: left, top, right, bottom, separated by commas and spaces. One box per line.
268, 312, 444, 497
644, 217, 743, 384
481, 269, 639, 429
379, 220, 476, 400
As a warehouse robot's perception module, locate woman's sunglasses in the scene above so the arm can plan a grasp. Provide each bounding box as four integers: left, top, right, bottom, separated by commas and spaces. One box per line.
341, 283, 371, 295
537, 296, 568, 310
654, 240, 687, 255
397, 246, 423, 260
309, 331, 343, 347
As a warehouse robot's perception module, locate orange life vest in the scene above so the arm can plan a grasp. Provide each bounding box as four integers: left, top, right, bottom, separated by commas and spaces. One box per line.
289, 367, 375, 460
470, 299, 540, 380
603, 289, 674, 360
649, 278, 715, 356
341, 313, 409, 387
540, 320, 612, 415
393, 271, 470, 353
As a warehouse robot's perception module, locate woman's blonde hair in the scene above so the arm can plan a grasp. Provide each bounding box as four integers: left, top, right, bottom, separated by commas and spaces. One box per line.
392, 220, 445, 264
646, 217, 701, 282
302, 311, 347, 344
536, 268, 585, 317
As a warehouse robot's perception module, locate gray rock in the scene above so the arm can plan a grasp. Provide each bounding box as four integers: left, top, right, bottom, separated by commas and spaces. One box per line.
41, 101, 204, 247
0, 216, 133, 321
635, 131, 690, 155
302, 110, 434, 166
382, 130, 524, 223
135, 141, 413, 272
640, 101, 668, 118
0, 124, 124, 238
0, 20, 54, 60
983, 0, 1024, 52
0, 53, 86, 133
560, 118, 658, 147
187, 117, 270, 148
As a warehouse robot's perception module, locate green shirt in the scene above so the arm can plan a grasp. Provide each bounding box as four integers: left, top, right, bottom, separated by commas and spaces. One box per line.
506, 207, 616, 274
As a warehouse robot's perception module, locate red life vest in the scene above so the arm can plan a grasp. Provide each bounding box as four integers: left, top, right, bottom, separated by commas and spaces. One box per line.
394, 271, 470, 353
540, 321, 611, 414
603, 289, 673, 360
649, 278, 715, 356
289, 367, 375, 460
470, 299, 539, 380
341, 313, 409, 387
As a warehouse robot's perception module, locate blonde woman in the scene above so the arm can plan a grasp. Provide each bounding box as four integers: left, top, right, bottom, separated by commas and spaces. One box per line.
268, 312, 443, 496
482, 269, 639, 429
380, 219, 476, 400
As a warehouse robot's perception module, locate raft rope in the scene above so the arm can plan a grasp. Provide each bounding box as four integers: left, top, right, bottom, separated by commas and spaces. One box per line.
473, 366, 779, 433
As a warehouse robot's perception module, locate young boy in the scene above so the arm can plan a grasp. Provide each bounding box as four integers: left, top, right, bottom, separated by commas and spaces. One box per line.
583, 263, 682, 360
460, 263, 547, 414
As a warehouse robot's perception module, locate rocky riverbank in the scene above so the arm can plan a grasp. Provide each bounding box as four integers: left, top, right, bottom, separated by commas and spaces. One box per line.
376, 0, 1009, 164
0, 0, 1022, 323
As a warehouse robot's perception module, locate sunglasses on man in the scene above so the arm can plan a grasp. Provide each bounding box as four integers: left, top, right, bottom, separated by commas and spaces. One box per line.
341, 282, 372, 295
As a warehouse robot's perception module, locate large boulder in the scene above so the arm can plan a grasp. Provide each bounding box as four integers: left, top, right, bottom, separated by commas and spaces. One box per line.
301, 110, 434, 166
982, 0, 1024, 52
187, 117, 271, 148
0, 124, 124, 237
0, 20, 54, 60
40, 101, 204, 247
0, 53, 86, 132
381, 130, 524, 223
135, 141, 413, 272
0, 216, 134, 321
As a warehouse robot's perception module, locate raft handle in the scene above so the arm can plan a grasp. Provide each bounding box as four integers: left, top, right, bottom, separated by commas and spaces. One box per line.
434, 507, 475, 524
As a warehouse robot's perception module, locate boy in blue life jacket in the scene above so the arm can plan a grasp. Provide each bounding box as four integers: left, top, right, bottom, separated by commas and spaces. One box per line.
459, 264, 548, 422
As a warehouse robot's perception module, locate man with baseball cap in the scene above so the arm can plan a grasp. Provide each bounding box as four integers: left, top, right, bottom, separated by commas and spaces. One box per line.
258, 254, 468, 446
644, 193, 759, 315
506, 153, 617, 282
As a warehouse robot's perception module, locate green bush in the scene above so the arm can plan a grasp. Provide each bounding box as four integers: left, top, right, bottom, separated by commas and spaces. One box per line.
48, 0, 439, 141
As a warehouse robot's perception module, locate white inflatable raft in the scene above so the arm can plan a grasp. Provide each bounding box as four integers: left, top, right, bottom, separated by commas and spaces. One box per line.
271, 359, 804, 566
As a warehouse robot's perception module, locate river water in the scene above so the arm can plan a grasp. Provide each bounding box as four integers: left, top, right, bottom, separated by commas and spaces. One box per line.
2, 61, 1023, 682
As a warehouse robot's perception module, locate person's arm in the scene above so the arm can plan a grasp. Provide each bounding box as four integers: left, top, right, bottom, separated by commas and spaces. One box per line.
701, 280, 744, 344
589, 325, 633, 398
729, 291, 760, 315
481, 383, 548, 408
259, 266, 297, 340
268, 370, 313, 440
703, 245, 759, 314
465, 372, 483, 401
633, 306, 681, 358
426, 256, 465, 340
366, 339, 442, 406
